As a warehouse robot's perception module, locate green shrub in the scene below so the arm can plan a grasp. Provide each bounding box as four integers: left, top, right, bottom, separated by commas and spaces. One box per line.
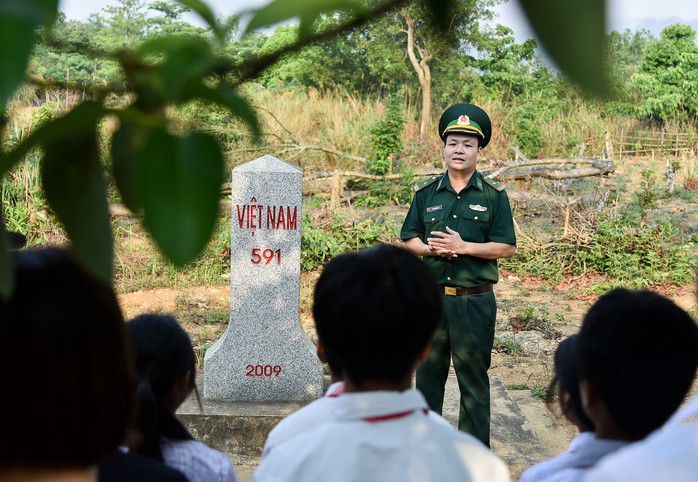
350, 169, 415, 207
30, 102, 56, 129
300, 212, 391, 270
509, 304, 561, 339
0, 149, 55, 245
502, 208, 694, 289
509, 107, 543, 158
367, 96, 404, 175
635, 168, 657, 219
493, 337, 523, 355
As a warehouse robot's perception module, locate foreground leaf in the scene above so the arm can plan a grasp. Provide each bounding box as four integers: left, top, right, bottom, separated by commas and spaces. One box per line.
174, 0, 225, 42
0, 212, 13, 300
41, 127, 113, 284
186, 83, 261, 139
0, 0, 58, 111
518, 0, 610, 97
136, 36, 219, 102
245, 0, 364, 39
136, 129, 224, 266
424, 0, 456, 33
112, 120, 148, 213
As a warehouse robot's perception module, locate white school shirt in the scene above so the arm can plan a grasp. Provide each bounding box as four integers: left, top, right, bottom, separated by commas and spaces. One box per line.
262, 381, 450, 459
161, 439, 238, 482
519, 432, 595, 482
253, 388, 511, 482
538, 436, 628, 482
261, 381, 345, 458
582, 395, 698, 482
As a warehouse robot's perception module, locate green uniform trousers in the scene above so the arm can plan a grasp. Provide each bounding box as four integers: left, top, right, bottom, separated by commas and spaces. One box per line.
416, 289, 496, 446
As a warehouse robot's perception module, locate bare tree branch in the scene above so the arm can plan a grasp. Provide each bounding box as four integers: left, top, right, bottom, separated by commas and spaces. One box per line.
253, 105, 299, 144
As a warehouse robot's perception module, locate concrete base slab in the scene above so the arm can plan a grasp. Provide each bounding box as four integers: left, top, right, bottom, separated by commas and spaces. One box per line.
177, 375, 550, 481
177, 397, 307, 466
490, 378, 551, 477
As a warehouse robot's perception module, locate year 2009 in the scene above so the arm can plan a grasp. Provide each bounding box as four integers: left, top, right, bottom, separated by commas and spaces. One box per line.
246, 364, 282, 377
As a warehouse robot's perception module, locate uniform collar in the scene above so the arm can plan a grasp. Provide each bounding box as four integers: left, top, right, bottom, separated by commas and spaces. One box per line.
325, 381, 345, 398
563, 436, 629, 469
331, 388, 428, 422
436, 170, 484, 193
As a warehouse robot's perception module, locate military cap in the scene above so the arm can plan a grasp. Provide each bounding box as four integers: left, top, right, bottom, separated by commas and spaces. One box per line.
438, 103, 492, 147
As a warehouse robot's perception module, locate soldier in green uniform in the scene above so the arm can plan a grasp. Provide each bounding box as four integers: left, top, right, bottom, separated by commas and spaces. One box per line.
401, 103, 516, 446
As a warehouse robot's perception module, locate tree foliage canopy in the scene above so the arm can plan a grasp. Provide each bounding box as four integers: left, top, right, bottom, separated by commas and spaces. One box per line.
632, 24, 698, 121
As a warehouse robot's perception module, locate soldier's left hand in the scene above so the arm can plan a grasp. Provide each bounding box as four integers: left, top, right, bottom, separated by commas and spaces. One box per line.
427, 226, 464, 255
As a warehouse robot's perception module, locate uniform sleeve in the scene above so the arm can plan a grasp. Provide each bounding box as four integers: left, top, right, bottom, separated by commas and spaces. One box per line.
488, 190, 516, 245
400, 192, 425, 241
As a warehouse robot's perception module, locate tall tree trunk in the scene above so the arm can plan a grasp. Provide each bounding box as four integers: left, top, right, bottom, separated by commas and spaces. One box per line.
404, 13, 432, 141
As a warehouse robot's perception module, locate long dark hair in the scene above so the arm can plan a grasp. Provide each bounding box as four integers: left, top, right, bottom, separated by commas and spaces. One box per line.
545, 335, 594, 432
128, 314, 196, 460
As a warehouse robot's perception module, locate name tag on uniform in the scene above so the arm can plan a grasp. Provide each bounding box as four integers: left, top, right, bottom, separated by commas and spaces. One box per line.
426, 205, 442, 213
469, 204, 488, 212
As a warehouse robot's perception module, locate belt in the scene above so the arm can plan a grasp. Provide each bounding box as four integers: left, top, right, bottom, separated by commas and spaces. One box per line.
443, 283, 493, 296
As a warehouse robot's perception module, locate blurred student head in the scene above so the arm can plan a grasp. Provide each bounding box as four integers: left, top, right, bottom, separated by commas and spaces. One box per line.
0, 248, 133, 473
313, 244, 441, 388
127, 314, 196, 460
577, 288, 698, 441
545, 335, 594, 432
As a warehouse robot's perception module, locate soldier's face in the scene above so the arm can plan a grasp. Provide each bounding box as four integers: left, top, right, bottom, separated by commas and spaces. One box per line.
443, 133, 481, 174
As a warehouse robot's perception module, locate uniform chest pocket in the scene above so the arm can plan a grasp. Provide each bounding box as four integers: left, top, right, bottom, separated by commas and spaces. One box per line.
463, 210, 490, 223
423, 210, 446, 226
461, 209, 490, 242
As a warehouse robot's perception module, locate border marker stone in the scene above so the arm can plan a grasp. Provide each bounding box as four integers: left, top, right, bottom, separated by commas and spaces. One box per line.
204, 155, 323, 401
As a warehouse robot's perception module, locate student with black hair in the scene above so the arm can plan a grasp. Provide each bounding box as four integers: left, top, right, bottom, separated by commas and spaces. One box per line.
542, 288, 698, 482
254, 244, 510, 482
0, 248, 149, 481
128, 314, 237, 482
0, 248, 188, 482
519, 335, 595, 482
583, 283, 698, 482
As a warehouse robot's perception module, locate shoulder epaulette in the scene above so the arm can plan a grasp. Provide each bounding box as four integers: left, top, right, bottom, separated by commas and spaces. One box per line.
414, 176, 439, 192
483, 176, 505, 192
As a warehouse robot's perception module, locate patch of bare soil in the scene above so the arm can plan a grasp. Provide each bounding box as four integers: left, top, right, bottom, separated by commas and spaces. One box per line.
119, 286, 231, 364
119, 286, 228, 318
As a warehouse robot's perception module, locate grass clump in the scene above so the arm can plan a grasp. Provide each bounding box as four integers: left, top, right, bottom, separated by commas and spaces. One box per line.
493, 337, 523, 355
509, 304, 562, 340
300, 211, 392, 271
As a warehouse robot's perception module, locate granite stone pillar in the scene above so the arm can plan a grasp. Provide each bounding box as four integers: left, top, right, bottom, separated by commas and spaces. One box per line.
204, 155, 323, 401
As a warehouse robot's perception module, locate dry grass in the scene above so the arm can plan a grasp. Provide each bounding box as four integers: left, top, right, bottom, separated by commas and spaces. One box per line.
227, 85, 402, 173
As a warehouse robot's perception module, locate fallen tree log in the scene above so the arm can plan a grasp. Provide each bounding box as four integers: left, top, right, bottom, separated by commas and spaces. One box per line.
228, 143, 369, 164
489, 161, 615, 180
302, 157, 613, 183
226, 143, 615, 202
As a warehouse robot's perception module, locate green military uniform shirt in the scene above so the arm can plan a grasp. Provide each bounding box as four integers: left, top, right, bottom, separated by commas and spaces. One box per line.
400, 170, 516, 287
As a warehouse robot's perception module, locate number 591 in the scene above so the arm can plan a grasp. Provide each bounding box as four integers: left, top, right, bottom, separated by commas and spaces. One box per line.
251, 248, 281, 265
